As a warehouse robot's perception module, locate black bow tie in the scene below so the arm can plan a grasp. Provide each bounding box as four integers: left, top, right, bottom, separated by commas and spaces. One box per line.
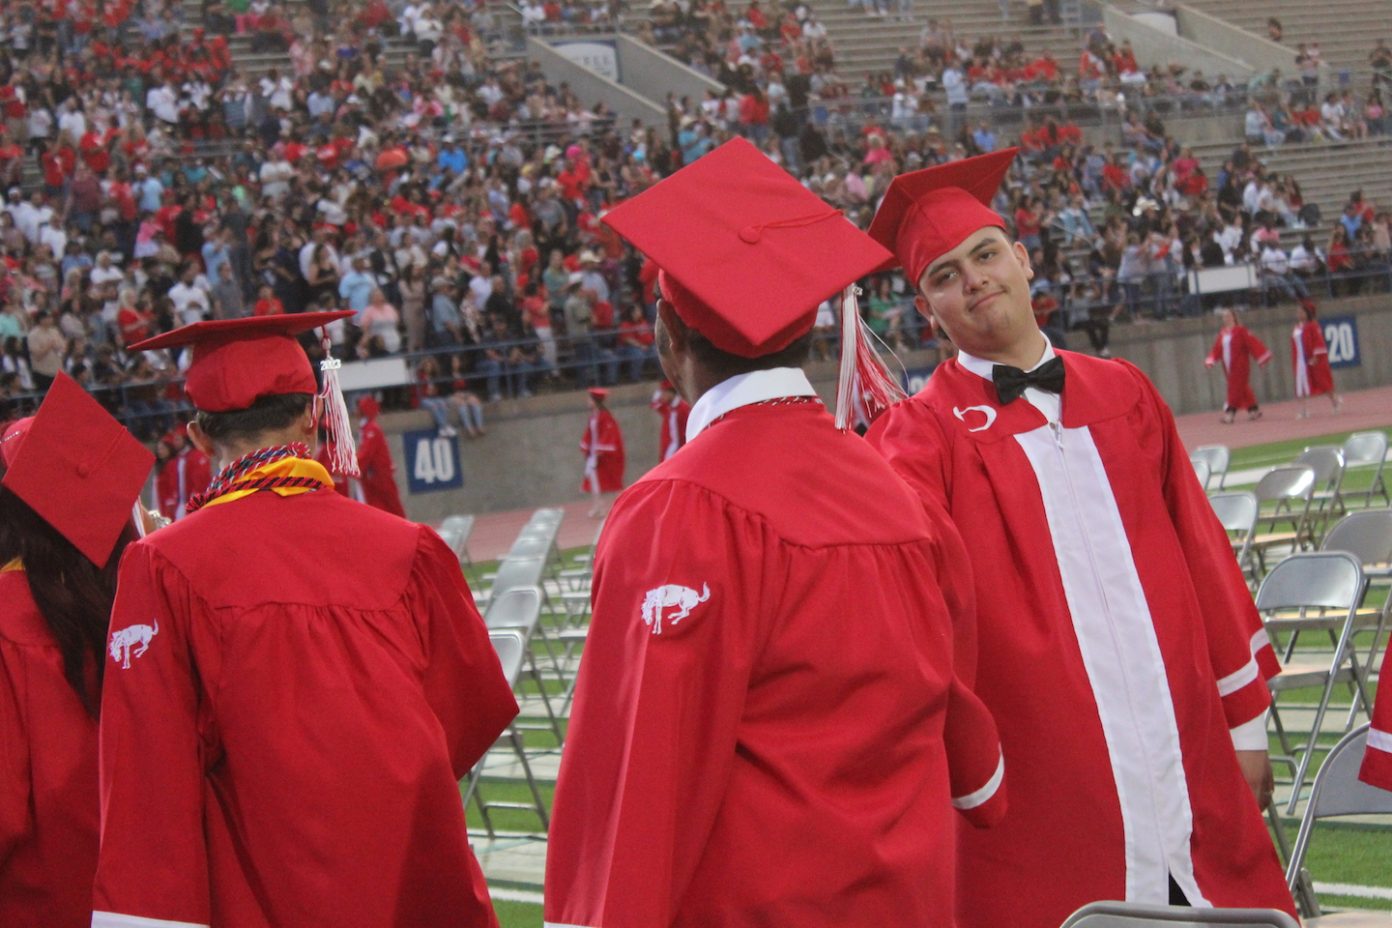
992, 356, 1066, 405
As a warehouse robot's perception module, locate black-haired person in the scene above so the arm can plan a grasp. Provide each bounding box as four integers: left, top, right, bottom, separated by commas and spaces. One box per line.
0, 373, 154, 927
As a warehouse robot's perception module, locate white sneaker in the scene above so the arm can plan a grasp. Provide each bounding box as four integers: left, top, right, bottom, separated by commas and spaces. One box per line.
439, 425, 458, 437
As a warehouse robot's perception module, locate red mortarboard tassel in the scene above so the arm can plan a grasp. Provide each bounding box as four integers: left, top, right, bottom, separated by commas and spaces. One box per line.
317, 333, 359, 479
834, 285, 907, 430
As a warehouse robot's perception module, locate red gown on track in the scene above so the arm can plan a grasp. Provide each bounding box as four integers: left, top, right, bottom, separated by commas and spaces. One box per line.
1290, 320, 1334, 397
357, 417, 406, 517
1205, 325, 1271, 411
580, 408, 625, 493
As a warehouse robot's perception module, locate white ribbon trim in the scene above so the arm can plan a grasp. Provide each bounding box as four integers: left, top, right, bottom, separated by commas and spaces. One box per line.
92, 913, 210, 928
951, 752, 1005, 810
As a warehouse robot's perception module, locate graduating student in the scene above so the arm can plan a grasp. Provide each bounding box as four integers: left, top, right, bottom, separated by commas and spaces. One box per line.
650, 378, 691, 462
580, 386, 624, 517
355, 394, 407, 517
1362, 648, 1392, 789
0, 374, 153, 928
92, 312, 517, 928
545, 138, 1006, 928
1291, 302, 1340, 417
864, 148, 1295, 927
1204, 307, 1272, 422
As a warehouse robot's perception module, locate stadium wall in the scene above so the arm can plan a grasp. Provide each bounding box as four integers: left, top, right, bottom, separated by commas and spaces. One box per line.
379, 296, 1392, 521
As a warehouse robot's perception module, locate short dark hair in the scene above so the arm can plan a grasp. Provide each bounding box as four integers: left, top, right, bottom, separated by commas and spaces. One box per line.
686, 328, 814, 381
195, 393, 313, 443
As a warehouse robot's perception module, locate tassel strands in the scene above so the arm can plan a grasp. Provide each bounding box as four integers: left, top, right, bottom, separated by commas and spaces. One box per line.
318, 334, 360, 478
833, 285, 908, 430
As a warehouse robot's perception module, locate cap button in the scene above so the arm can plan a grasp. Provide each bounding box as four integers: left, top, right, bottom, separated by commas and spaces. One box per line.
738, 225, 762, 244
77, 460, 93, 477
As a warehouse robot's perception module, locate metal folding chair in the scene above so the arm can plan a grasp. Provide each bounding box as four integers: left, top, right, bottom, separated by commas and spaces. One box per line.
1320, 510, 1392, 726
484, 586, 564, 742
473, 554, 546, 610
1191, 457, 1212, 492
1285, 725, 1392, 923
1209, 492, 1260, 584
1192, 444, 1231, 490
439, 514, 475, 569
1341, 432, 1389, 508
1058, 901, 1299, 927
461, 630, 550, 838
1250, 467, 1319, 572
1294, 446, 1347, 533
1255, 552, 1371, 813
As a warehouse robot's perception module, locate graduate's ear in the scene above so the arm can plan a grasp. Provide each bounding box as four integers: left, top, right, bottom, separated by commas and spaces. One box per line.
1013, 240, 1035, 281
656, 298, 688, 354
186, 420, 215, 458
913, 292, 937, 329
302, 397, 319, 435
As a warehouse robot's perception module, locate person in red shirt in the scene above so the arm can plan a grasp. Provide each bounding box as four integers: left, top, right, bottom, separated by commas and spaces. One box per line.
354, 395, 406, 518
115, 294, 157, 347
93, 312, 515, 928
252, 283, 285, 316
614, 304, 655, 381
0, 373, 154, 928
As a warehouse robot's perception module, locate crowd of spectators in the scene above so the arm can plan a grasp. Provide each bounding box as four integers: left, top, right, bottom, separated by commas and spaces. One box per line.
0, 0, 1389, 435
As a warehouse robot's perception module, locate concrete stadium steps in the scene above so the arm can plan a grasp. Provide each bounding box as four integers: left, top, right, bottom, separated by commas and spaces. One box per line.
1183, 0, 1387, 89
1185, 136, 1392, 223
804, 0, 1086, 80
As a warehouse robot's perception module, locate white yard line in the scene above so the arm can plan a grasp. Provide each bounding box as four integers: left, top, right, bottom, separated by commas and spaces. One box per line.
1315, 882, 1392, 901
490, 887, 546, 905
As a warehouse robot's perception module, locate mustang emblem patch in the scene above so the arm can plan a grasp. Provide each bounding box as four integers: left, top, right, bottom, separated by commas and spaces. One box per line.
110, 618, 159, 669
640, 583, 711, 635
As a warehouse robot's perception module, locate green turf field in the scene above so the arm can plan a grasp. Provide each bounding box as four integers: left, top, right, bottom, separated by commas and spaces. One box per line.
477, 426, 1392, 927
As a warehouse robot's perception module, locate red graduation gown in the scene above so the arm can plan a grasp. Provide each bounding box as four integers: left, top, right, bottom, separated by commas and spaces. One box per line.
867, 350, 1295, 928
546, 400, 1006, 928
357, 418, 406, 517
1361, 646, 1392, 788
580, 408, 625, 493
1205, 325, 1270, 411
0, 570, 99, 928
650, 394, 691, 462
1291, 320, 1334, 397
92, 490, 517, 928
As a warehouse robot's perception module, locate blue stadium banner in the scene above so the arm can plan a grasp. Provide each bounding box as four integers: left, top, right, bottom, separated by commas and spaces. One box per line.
1321, 315, 1361, 369
902, 364, 938, 396
403, 429, 464, 494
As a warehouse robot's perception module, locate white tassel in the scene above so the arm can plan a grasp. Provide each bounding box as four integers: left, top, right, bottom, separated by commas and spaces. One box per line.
319, 337, 360, 478
834, 285, 860, 431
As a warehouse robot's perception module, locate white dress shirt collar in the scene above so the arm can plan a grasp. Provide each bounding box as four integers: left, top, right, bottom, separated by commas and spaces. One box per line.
685, 367, 819, 443
956, 334, 1062, 424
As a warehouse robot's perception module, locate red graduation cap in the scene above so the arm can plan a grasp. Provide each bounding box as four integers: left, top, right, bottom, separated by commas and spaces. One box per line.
129, 311, 354, 413
602, 137, 890, 358
1, 373, 154, 566
867, 148, 1018, 288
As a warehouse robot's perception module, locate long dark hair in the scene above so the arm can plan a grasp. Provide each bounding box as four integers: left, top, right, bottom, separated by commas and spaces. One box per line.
0, 462, 137, 717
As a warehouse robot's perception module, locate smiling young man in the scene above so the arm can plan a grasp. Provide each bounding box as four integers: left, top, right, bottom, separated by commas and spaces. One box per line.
864, 149, 1296, 927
